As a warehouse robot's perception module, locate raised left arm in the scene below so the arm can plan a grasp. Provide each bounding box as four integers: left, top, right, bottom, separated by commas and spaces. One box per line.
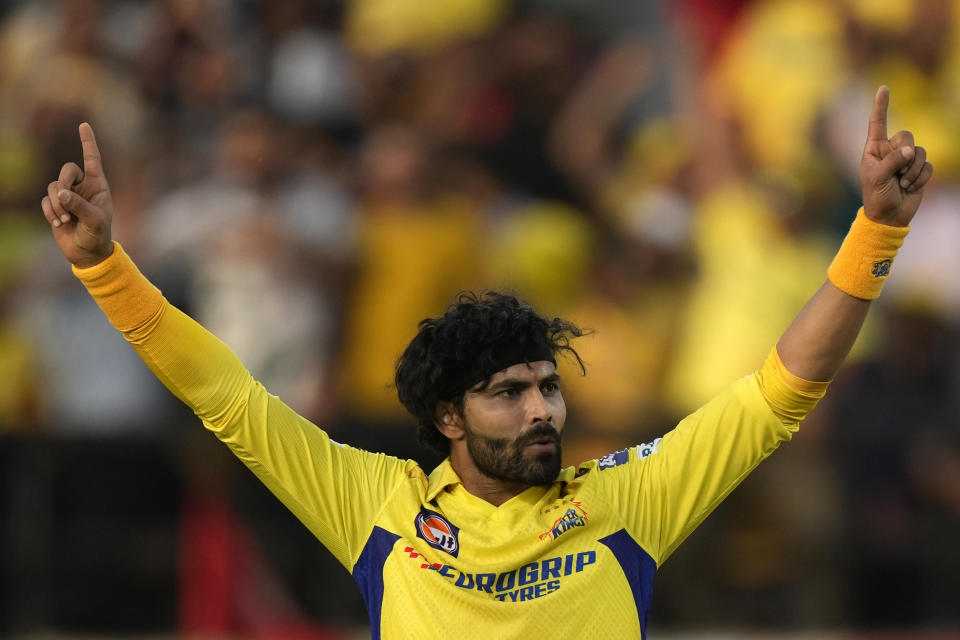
777, 86, 933, 382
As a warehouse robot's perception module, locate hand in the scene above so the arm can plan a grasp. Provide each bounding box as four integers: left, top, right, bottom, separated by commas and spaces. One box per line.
40, 123, 114, 268
860, 86, 933, 227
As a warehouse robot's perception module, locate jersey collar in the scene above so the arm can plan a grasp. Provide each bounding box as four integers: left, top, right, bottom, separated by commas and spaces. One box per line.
425, 458, 463, 502
425, 458, 577, 503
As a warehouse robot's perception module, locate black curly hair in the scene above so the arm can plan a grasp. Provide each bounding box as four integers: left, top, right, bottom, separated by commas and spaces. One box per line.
395, 291, 587, 454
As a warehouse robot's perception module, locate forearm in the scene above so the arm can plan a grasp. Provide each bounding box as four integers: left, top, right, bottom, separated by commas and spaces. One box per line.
73, 242, 254, 425
777, 206, 910, 382
775, 280, 870, 382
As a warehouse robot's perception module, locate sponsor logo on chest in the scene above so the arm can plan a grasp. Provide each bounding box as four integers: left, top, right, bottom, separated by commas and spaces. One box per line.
414, 508, 461, 557
402, 546, 597, 602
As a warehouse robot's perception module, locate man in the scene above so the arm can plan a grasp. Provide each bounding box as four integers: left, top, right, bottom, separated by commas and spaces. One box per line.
40, 87, 931, 637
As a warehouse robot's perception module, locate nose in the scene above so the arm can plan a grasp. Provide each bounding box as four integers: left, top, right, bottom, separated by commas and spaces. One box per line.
526, 388, 552, 424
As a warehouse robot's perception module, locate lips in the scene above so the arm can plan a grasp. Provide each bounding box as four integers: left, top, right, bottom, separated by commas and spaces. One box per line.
522, 424, 559, 446
524, 434, 559, 454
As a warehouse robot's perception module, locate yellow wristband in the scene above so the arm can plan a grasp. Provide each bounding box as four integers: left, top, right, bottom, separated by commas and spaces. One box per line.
72, 241, 164, 333
827, 208, 909, 300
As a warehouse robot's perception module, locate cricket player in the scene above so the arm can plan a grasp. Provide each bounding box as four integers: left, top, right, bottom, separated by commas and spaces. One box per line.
40, 87, 931, 637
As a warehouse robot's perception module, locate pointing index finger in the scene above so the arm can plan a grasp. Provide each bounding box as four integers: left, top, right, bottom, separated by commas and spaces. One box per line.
867, 85, 890, 143
78, 122, 104, 179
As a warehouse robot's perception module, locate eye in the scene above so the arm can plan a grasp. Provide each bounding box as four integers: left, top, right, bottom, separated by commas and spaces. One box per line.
542, 382, 560, 394
498, 387, 521, 398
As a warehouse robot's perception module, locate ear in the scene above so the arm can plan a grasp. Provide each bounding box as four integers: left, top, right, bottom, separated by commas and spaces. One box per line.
434, 400, 464, 440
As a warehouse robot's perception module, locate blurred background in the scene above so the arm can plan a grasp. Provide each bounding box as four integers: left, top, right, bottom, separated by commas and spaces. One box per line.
1, 0, 959, 636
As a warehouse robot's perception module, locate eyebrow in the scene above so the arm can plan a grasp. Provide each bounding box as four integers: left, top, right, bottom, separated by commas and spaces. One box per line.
484, 372, 562, 393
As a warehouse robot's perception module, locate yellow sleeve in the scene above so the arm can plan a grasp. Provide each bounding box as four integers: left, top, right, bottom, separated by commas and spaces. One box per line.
74, 243, 416, 569
607, 347, 830, 566
755, 346, 830, 425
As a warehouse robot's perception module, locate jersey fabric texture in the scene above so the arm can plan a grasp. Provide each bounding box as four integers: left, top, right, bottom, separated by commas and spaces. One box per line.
75, 243, 826, 639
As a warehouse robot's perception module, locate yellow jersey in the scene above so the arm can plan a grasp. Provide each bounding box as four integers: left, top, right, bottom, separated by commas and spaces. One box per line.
75, 243, 823, 639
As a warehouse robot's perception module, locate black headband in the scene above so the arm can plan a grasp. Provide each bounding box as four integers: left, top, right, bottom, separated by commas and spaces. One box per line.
450, 341, 556, 396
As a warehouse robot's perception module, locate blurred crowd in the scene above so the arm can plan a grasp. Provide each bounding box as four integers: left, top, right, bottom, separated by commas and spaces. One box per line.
1, 0, 959, 635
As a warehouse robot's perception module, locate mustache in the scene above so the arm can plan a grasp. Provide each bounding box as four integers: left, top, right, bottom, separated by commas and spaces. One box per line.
517, 423, 560, 447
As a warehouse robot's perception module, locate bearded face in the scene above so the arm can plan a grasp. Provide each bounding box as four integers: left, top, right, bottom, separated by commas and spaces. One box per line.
464, 421, 563, 486
454, 360, 567, 488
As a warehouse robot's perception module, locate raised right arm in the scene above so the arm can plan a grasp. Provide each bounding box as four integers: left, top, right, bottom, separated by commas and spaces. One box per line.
41, 124, 416, 569
41, 122, 265, 430
72, 243, 265, 427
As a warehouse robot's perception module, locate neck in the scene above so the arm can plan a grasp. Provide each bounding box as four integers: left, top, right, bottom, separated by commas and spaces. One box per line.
448, 449, 529, 507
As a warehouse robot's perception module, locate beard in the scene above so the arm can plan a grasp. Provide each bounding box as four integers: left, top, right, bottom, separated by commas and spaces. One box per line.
464, 422, 562, 486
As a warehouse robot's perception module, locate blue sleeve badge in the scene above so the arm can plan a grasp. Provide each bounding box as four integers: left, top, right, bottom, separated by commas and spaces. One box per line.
596, 438, 663, 471
635, 437, 662, 460
597, 448, 630, 470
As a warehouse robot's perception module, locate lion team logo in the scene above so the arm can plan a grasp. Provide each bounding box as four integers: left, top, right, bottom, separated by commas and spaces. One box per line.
415, 509, 461, 557
539, 504, 589, 541
872, 259, 892, 277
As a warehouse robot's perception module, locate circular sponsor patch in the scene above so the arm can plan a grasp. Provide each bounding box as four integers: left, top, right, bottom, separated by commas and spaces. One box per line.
415, 509, 460, 557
